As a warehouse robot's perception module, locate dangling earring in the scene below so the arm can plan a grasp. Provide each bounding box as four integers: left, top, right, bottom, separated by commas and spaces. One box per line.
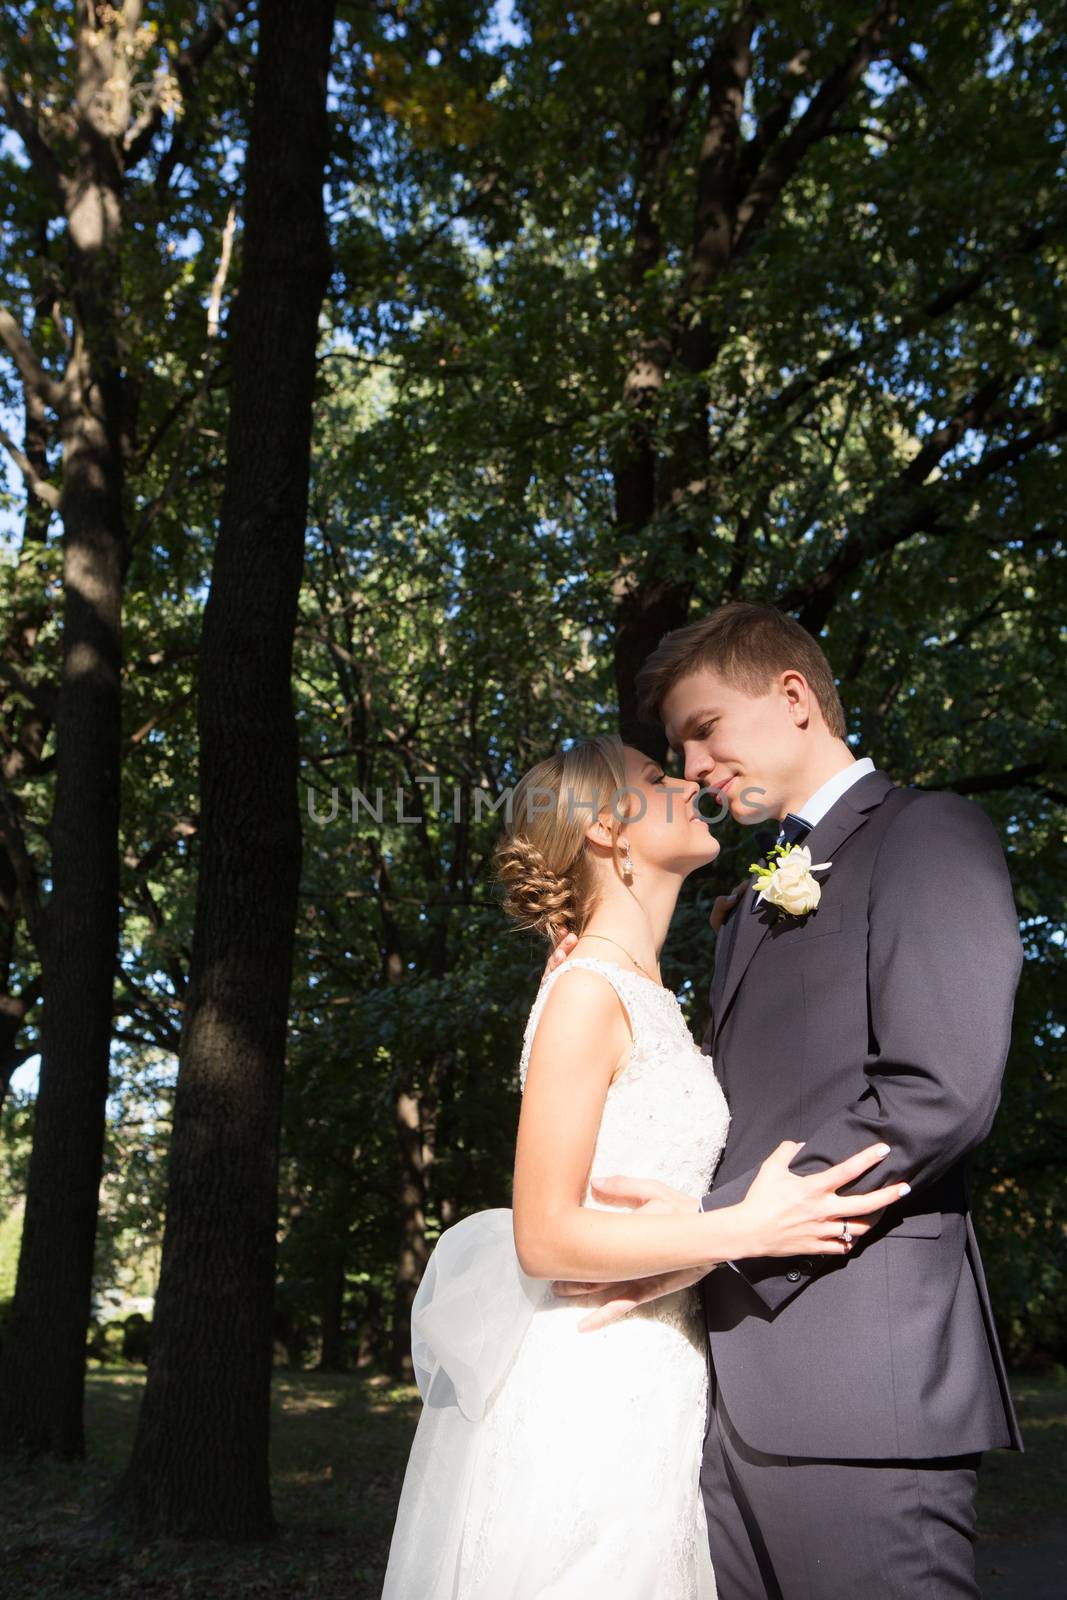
620, 839, 634, 881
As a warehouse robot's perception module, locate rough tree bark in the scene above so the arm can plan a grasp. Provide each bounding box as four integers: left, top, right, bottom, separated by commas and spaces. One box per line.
109, 0, 335, 1537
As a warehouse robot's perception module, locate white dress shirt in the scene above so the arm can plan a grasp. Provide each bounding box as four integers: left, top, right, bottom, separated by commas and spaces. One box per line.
789, 756, 876, 832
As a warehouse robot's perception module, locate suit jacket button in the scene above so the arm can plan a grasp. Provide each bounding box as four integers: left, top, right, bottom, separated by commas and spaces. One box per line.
786, 1269, 801, 1282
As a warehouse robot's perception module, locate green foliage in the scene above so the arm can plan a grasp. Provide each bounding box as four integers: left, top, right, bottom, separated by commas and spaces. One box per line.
0, 0, 1063, 1374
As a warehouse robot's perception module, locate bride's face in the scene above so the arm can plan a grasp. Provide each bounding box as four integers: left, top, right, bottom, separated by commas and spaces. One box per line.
611, 743, 721, 877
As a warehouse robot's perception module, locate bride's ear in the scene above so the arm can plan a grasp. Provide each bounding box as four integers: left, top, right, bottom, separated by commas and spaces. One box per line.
584, 817, 614, 849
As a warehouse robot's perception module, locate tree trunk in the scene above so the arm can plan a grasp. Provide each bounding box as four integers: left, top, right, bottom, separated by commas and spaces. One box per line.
108, 0, 334, 1538
389, 1070, 433, 1379
610, 7, 688, 754
318, 1251, 347, 1372
0, 38, 127, 1455
609, 7, 894, 726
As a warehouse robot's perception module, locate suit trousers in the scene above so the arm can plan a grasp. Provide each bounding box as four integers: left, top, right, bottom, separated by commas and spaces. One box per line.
701, 1363, 982, 1600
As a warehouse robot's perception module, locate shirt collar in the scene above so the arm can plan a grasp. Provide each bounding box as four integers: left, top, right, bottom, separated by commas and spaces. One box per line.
794, 756, 876, 829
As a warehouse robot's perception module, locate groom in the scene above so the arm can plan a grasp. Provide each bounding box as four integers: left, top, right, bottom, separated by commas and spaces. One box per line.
551, 602, 1023, 1599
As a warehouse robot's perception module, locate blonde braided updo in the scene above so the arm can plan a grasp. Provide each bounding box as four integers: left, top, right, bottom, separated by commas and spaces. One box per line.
492, 733, 630, 945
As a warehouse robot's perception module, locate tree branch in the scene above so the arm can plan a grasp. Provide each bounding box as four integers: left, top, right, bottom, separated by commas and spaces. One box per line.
765, 216, 1062, 424
126, 692, 195, 751
628, 7, 677, 290
125, 0, 249, 169
779, 376, 1066, 631
956, 409, 1067, 486
0, 776, 45, 954
734, 47, 814, 195
0, 659, 59, 724
686, 12, 756, 300
887, 49, 933, 100
0, 308, 65, 411
669, 55, 716, 145
733, 1, 901, 259
0, 975, 43, 1029
938, 597, 1006, 650
123, 814, 199, 878
1023, 779, 1067, 807
935, 762, 1056, 796
898, 372, 1008, 487
0, 68, 66, 200
0, 427, 60, 508
130, 203, 237, 554
113, 974, 184, 1055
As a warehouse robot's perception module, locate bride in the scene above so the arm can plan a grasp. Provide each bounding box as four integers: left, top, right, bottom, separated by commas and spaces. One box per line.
381, 733, 906, 1598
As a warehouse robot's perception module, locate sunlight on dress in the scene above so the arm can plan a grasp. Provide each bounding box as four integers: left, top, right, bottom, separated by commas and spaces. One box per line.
382, 957, 730, 1598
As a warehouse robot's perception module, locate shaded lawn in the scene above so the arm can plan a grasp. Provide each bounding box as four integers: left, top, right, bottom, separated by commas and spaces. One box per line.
0, 1368, 423, 1599
0, 1367, 1063, 1598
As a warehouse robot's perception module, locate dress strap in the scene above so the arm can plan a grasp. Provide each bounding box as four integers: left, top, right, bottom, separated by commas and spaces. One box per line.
518, 957, 640, 1090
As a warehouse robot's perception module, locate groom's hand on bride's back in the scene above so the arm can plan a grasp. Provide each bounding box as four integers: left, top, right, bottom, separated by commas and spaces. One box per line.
551, 1263, 708, 1333
541, 927, 578, 983
550, 1176, 702, 1332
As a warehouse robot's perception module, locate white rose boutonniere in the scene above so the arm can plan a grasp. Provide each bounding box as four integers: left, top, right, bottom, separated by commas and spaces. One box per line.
749, 842, 832, 918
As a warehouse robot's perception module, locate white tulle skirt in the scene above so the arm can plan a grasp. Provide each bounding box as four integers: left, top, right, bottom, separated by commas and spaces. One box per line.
381, 1208, 716, 1599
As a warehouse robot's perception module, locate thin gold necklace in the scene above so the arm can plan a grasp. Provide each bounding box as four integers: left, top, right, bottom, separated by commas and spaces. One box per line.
580, 932, 662, 986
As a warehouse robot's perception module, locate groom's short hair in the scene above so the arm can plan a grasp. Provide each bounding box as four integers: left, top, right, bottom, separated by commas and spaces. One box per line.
635, 602, 847, 739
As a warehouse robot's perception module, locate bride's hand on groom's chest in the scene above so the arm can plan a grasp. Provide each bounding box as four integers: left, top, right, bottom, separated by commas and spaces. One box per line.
710, 878, 751, 934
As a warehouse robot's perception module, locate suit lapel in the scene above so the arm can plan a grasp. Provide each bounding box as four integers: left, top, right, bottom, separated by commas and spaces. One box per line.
710, 893, 744, 1019
712, 769, 896, 1039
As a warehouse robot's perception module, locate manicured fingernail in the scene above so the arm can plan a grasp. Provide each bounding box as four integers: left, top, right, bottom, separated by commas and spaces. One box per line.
898, 1182, 911, 1196
875, 1144, 891, 1157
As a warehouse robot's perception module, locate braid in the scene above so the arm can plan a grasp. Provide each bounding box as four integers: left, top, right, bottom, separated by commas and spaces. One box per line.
493, 834, 578, 942
491, 733, 627, 948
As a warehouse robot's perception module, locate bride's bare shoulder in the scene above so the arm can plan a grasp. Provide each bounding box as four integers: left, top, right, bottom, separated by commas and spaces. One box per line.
527, 963, 632, 1081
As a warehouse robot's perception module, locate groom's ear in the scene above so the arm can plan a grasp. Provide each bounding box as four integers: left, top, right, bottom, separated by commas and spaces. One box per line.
780, 670, 817, 728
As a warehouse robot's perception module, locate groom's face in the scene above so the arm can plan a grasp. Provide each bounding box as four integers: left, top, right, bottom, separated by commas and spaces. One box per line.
661, 668, 803, 827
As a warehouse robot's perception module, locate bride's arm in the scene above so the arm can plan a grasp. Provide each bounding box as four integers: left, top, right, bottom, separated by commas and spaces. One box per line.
512, 968, 905, 1283
513, 968, 725, 1280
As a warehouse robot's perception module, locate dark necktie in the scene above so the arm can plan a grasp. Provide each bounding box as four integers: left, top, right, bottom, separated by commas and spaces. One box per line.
750, 812, 812, 913
777, 812, 811, 848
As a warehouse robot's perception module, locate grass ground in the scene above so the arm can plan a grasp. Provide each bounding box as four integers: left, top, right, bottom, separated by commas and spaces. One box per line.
0, 1367, 1063, 1598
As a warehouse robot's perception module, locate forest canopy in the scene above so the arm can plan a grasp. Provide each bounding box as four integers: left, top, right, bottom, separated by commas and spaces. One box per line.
0, 0, 1064, 1448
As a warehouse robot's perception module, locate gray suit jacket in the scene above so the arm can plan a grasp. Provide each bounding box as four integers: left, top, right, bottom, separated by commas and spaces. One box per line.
699, 768, 1024, 1459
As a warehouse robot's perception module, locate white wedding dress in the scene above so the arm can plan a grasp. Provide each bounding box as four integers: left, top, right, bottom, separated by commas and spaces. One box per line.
381, 956, 731, 1599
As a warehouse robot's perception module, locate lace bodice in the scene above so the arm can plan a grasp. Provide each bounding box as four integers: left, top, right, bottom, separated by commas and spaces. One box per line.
519, 957, 730, 1208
